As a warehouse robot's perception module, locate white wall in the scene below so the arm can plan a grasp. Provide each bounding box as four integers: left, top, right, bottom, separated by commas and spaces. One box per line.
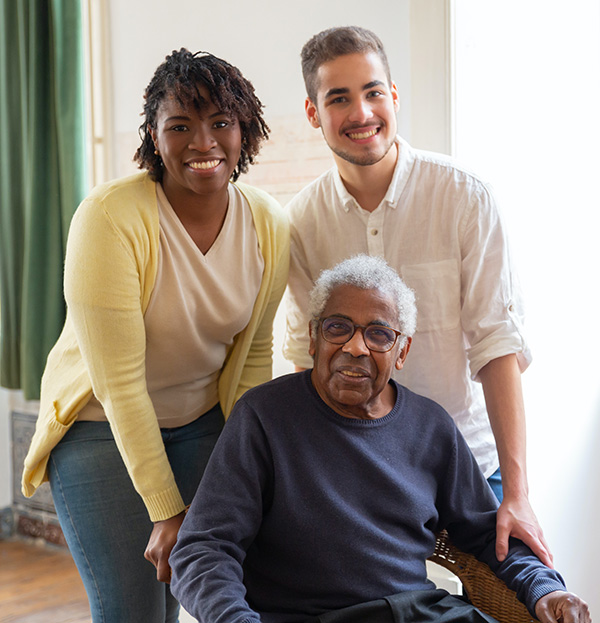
454, 0, 600, 616
105, 0, 412, 180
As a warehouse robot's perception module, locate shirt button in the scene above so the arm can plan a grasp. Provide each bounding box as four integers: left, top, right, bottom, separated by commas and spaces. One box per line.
508, 303, 515, 312
371, 228, 379, 236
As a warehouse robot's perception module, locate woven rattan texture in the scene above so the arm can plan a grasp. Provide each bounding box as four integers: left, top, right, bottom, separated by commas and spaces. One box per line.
428, 531, 538, 623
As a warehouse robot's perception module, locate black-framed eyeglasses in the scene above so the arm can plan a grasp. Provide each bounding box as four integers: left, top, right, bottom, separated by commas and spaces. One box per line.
318, 316, 403, 353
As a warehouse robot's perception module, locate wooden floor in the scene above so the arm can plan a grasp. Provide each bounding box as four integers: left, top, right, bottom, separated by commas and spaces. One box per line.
0, 539, 91, 623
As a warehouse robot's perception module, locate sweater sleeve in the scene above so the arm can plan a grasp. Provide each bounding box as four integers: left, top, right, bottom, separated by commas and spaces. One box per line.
170, 400, 269, 623
64, 189, 184, 521
439, 427, 565, 616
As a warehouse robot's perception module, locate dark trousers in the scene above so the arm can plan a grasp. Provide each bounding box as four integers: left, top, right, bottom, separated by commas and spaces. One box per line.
308, 589, 498, 623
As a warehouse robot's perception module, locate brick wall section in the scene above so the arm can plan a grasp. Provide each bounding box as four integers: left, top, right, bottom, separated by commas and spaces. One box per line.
239, 114, 334, 206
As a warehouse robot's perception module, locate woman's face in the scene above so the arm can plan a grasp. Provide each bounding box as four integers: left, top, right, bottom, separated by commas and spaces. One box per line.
150, 86, 242, 204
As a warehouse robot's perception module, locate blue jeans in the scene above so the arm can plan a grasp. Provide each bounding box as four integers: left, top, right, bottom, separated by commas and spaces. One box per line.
49, 404, 224, 623
487, 467, 503, 503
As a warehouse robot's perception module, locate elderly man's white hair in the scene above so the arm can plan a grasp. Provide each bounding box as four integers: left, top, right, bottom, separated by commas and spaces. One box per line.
308, 254, 417, 347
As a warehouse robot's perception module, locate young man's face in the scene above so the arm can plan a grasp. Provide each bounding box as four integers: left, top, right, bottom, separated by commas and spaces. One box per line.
305, 51, 399, 168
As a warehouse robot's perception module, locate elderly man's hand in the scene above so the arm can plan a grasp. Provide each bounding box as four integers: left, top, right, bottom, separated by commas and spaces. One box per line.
535, 590, 591, 623
495, 493, 554, 568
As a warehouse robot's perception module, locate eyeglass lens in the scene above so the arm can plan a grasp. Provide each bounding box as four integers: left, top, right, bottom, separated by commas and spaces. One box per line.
321, 317, 397, 352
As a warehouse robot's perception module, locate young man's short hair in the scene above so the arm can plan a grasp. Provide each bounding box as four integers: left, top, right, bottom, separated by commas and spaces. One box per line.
301, 26, 391, 103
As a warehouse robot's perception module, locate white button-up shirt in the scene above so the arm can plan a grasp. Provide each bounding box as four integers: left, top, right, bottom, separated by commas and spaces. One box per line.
284, 137, 531, 476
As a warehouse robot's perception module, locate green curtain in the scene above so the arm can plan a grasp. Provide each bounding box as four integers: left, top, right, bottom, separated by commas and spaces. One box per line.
0, 0, 87, 399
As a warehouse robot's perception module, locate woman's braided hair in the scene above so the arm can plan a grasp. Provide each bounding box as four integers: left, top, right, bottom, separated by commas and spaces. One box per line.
134, 48, 269, 182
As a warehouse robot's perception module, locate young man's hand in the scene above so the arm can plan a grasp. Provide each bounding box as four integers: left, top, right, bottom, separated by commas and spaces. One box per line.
495, 493, 553, 568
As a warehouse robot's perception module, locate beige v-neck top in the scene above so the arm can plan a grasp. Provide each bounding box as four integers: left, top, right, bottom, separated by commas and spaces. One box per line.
23, 172, 289, 522
78, 183, 264, 427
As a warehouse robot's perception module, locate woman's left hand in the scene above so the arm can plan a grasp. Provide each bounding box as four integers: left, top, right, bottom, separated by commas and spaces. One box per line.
144, 511, 186, 583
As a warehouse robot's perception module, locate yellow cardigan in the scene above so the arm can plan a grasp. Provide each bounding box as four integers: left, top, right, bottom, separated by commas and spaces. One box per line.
22, 172, 289, 521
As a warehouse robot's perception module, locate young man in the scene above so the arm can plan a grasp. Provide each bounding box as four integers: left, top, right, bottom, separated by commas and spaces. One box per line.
284, 26, 552, 567
170, 256, 589, 623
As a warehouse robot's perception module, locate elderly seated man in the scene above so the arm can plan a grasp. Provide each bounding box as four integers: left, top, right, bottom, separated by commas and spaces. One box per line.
170, 255, 590, 623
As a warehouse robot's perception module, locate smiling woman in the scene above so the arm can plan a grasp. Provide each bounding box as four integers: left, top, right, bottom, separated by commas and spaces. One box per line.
149, 93, 243, 253
21, 48, 289, 623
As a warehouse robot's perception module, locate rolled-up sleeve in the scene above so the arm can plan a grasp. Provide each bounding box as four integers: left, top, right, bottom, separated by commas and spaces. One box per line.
459, 183, 532, 380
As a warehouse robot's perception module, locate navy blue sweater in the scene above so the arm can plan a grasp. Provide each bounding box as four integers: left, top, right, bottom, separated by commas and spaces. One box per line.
170, 371, 565, 623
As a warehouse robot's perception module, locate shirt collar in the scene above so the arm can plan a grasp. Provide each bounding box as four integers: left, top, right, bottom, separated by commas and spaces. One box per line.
333, 137, 416, 213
